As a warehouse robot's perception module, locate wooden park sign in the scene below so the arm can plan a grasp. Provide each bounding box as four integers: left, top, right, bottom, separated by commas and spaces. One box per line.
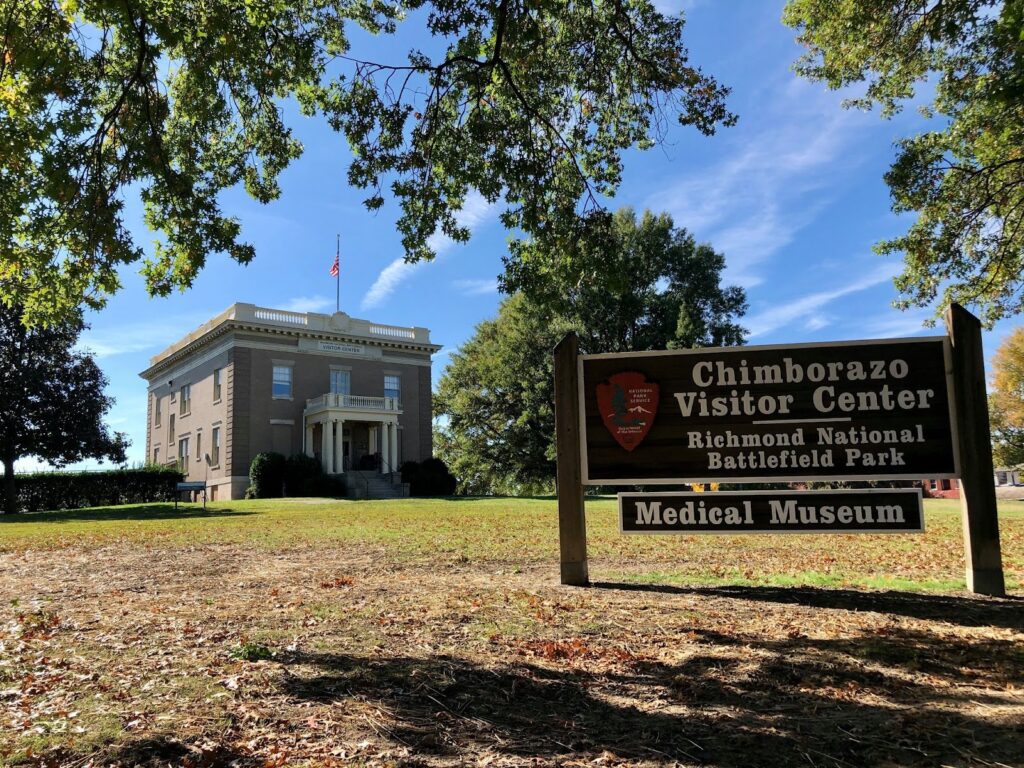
581, 336, 958, 484
554, 304, 1005, 595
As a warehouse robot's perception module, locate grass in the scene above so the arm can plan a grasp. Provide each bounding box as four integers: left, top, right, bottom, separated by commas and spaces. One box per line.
1, 496, 1022, 767
0, 496, 1021, 591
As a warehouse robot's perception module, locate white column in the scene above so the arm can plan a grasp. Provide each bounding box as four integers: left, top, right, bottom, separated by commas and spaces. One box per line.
369, 424, 377, 455
305, 424, 315, 458
323, 420, 334, 474
335, 419, 345, 475
389, 421, 398, 474
381, 423, 390, 473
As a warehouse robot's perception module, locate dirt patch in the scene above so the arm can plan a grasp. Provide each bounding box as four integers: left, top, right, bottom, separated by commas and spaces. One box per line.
2, 541, 1023, 767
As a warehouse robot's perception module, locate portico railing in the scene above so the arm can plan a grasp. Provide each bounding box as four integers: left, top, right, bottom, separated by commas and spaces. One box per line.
306, 393, 401, 412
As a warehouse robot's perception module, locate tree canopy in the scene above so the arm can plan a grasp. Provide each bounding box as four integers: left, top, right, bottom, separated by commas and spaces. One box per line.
0, 305, 128, 513
784, 0, 1024, 326
989, 326, 1024, 468
434, 293, 574, 495
528, 208, 748, 352
435, 208, 747, 494
1, 0, 735, 326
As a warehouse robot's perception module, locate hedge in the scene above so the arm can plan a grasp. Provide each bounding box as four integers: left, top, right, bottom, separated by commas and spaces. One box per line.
12, 466, 184, 513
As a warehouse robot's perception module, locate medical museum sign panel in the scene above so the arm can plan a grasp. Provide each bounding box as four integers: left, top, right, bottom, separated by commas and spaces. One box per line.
580, 338, 958, 484
619, 489, 924, 534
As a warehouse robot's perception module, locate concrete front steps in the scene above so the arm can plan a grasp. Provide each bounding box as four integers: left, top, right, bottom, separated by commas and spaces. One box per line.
345, 470, 409, 499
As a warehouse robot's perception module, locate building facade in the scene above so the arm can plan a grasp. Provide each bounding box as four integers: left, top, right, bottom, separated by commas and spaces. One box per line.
141, 304, 440, 499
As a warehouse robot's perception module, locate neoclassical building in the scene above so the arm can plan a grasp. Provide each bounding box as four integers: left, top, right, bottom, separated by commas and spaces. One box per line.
141, 303, 440, 499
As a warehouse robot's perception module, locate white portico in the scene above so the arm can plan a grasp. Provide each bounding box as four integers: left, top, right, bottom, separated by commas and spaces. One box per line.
303, 393, 402, 475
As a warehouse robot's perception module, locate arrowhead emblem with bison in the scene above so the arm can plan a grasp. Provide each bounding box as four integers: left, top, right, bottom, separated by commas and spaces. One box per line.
596, 372, 659, 451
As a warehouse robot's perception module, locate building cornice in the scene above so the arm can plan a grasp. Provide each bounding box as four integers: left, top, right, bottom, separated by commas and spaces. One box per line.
139, 303, 441, 380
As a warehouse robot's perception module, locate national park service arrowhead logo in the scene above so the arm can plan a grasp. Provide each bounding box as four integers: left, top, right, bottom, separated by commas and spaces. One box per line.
596, 372, 659, 451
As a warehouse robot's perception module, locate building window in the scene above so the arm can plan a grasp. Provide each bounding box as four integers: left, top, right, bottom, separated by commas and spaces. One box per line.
213, 368, 222, 401
153, 446, 160, 465
384, 374, 401, 400
179, 383, 191, 415
273, 365, 292, 398
178, 437, 189, 474
211, 427, 221, 466
169, 414, 175, 442
330, 369, 351, 396
154, 395, 161, 427
196, 431, 202, 461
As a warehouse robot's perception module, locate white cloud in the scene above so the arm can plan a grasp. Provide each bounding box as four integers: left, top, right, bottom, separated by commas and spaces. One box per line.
78, 310, 215, 359
745, 262, 900, 338
362, 257, 420, 311
804, 314, 831, 332
362, 192, 496, 310
647, 80, 869, 286
280, 295, 334, 314
453, 278, 499, 296
858, 308, 936, 339
426, 192, 494, 253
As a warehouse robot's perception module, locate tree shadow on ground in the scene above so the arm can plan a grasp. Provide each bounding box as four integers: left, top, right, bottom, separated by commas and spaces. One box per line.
593, 581, 1024, 630
0, 504, 255, 524
17, 736, 256, 768
280, 626, 1024, 767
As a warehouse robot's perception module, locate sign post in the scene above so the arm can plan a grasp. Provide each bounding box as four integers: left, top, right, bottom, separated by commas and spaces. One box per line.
554, 333, 589, 586
946, 304, 1005, 596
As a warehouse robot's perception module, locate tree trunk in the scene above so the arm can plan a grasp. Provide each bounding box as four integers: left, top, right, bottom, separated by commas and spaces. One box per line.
2, 455, 15, 515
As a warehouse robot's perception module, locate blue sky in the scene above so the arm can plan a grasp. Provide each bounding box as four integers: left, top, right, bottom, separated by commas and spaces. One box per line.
44, 0, 1020, 469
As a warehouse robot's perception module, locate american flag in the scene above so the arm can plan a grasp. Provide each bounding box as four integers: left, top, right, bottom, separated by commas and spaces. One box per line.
329, 252, 339, 277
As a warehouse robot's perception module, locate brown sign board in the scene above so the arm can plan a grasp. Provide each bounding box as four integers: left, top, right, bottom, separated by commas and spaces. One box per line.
619, 489, 924, 534
580, 338, 959, 484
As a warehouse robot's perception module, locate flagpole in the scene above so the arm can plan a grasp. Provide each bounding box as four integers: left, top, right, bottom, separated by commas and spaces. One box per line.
335, 233, 340, 313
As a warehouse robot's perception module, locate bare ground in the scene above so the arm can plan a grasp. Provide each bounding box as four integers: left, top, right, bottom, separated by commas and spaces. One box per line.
2, 540, 1023, 767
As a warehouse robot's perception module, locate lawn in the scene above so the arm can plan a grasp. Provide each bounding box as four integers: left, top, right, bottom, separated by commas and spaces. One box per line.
1, 497, 1022, 766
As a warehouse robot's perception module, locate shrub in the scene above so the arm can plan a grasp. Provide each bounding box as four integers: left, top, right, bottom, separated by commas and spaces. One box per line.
13, 466, 183, 513
401, 458, 458, 496
284, 454, 323, 497
400, 460, 420, 483
248, 452, 287, 498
